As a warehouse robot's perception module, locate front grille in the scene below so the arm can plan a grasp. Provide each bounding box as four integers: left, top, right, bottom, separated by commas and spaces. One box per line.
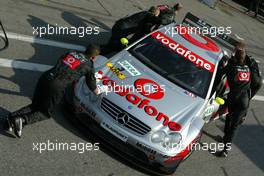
101, 98, 151, 135
87, 117, 149, 164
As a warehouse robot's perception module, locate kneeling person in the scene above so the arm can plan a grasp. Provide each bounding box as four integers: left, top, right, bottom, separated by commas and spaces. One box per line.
7, 44, 100, 138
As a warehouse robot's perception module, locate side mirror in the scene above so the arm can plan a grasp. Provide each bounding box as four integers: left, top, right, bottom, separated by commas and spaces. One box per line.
120, 38, 129, 47
215, 97, 225, 105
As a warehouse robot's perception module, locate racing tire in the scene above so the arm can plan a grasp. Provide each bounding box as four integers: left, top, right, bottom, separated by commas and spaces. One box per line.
183, 131, 203, 161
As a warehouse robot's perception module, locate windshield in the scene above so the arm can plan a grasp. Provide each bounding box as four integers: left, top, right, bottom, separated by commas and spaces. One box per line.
129, 36, 213, 98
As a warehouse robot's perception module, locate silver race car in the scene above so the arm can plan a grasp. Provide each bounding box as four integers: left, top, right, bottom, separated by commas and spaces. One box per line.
66, 13, 236, 175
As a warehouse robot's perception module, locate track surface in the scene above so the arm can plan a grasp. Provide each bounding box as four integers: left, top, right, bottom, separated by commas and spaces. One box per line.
0, 0, 263, 176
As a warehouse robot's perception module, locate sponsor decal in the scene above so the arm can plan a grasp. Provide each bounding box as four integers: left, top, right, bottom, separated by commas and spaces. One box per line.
136, 142, 157, 154
106, 62, 126, 79
63, 54, 81, 69
134, 79, 164, 100
118, 60, 141, 76
175, 26, 220, 52
184, 91, 197, 98
151, 31, 215, 73
101, 121, 128, 142
204, 105, 215, 117
237, 72, 250, 82
101, 78, 182, 131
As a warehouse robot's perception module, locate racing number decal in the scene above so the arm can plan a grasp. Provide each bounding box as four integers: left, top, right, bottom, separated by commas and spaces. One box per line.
63, 54, 81, 69
237, 72, 250, 82
176, 26, 220, 52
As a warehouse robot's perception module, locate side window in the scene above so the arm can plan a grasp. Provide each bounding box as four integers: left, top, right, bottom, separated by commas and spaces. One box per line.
210, 55, 228, 97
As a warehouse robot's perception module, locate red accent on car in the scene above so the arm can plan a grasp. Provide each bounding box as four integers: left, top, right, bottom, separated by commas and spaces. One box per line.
164, 134, 200, 164
102, 78, 182, 131
151, 31, 215, 73
176, 26, 220, 52
134, 78, 165, 100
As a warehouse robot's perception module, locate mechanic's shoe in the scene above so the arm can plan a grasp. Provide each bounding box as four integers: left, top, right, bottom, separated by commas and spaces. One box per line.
212, 107, 228, 120
215, 150, 228, 158
6, 117, 13, 132
214, 135, 224, 143
8, 116, 24, 138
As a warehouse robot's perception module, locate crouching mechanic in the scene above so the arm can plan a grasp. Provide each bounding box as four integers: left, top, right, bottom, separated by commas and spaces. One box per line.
7, 44, 100, 138
157, 3, 183, 26
101, 6, 160, 54
217, 47, 254, 157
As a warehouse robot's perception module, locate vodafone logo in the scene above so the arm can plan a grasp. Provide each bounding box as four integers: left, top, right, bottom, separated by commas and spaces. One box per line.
238, 72, 250, 82
134, 79, 164, 100
102, 78, 182, 131
63, 55, 81, 69
151, 31, 215, 73
176, 26, 220, 52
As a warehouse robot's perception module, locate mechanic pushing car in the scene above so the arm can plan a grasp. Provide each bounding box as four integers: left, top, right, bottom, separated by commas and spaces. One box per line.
217, 43, 262, 157
129, 7, 162, 43
101, 6, 160, 54
6, 44, 100, 138
157, 2, 183, 26
130, 2, 184, 43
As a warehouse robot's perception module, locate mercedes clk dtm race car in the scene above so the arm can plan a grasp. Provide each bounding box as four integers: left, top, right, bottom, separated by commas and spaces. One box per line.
65, 13, 237, 175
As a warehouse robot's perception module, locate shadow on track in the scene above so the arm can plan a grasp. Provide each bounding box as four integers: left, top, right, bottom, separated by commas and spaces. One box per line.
203, 105, 264, 173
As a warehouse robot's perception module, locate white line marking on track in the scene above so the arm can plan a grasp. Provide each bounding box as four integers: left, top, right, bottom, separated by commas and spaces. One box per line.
0, 58, 52, 72
253, 95, 264, 102
0, 58, 264, 102
0, 31, 86, 51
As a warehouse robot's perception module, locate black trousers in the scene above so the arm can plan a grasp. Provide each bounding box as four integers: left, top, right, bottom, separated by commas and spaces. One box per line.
9, 73, 66, 125
248, 0, 260, 16
101, 23, 137, 55
223, 94, 249, 147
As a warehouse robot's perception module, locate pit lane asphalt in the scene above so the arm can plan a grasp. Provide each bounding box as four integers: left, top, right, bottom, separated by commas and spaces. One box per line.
0, 0, 264, 176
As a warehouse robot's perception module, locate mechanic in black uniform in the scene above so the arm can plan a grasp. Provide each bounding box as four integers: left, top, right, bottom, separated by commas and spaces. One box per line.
129, 3, 184, 49
101, 6, 160, 54
157, 3, 183, 26
246, 0, 261, 18
217, 45, 257, 157
6, 44, 100, 138
129, 7, 162, 43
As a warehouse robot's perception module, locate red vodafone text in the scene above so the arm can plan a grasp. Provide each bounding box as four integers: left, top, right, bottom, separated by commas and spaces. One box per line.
102, 78, 182, 131
151, 31, 215, 73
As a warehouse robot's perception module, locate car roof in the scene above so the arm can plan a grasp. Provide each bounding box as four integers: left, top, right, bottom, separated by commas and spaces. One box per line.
157, 23, 223, 65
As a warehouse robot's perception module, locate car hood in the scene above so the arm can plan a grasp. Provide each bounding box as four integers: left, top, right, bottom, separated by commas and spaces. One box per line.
96, 51, 205, 132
